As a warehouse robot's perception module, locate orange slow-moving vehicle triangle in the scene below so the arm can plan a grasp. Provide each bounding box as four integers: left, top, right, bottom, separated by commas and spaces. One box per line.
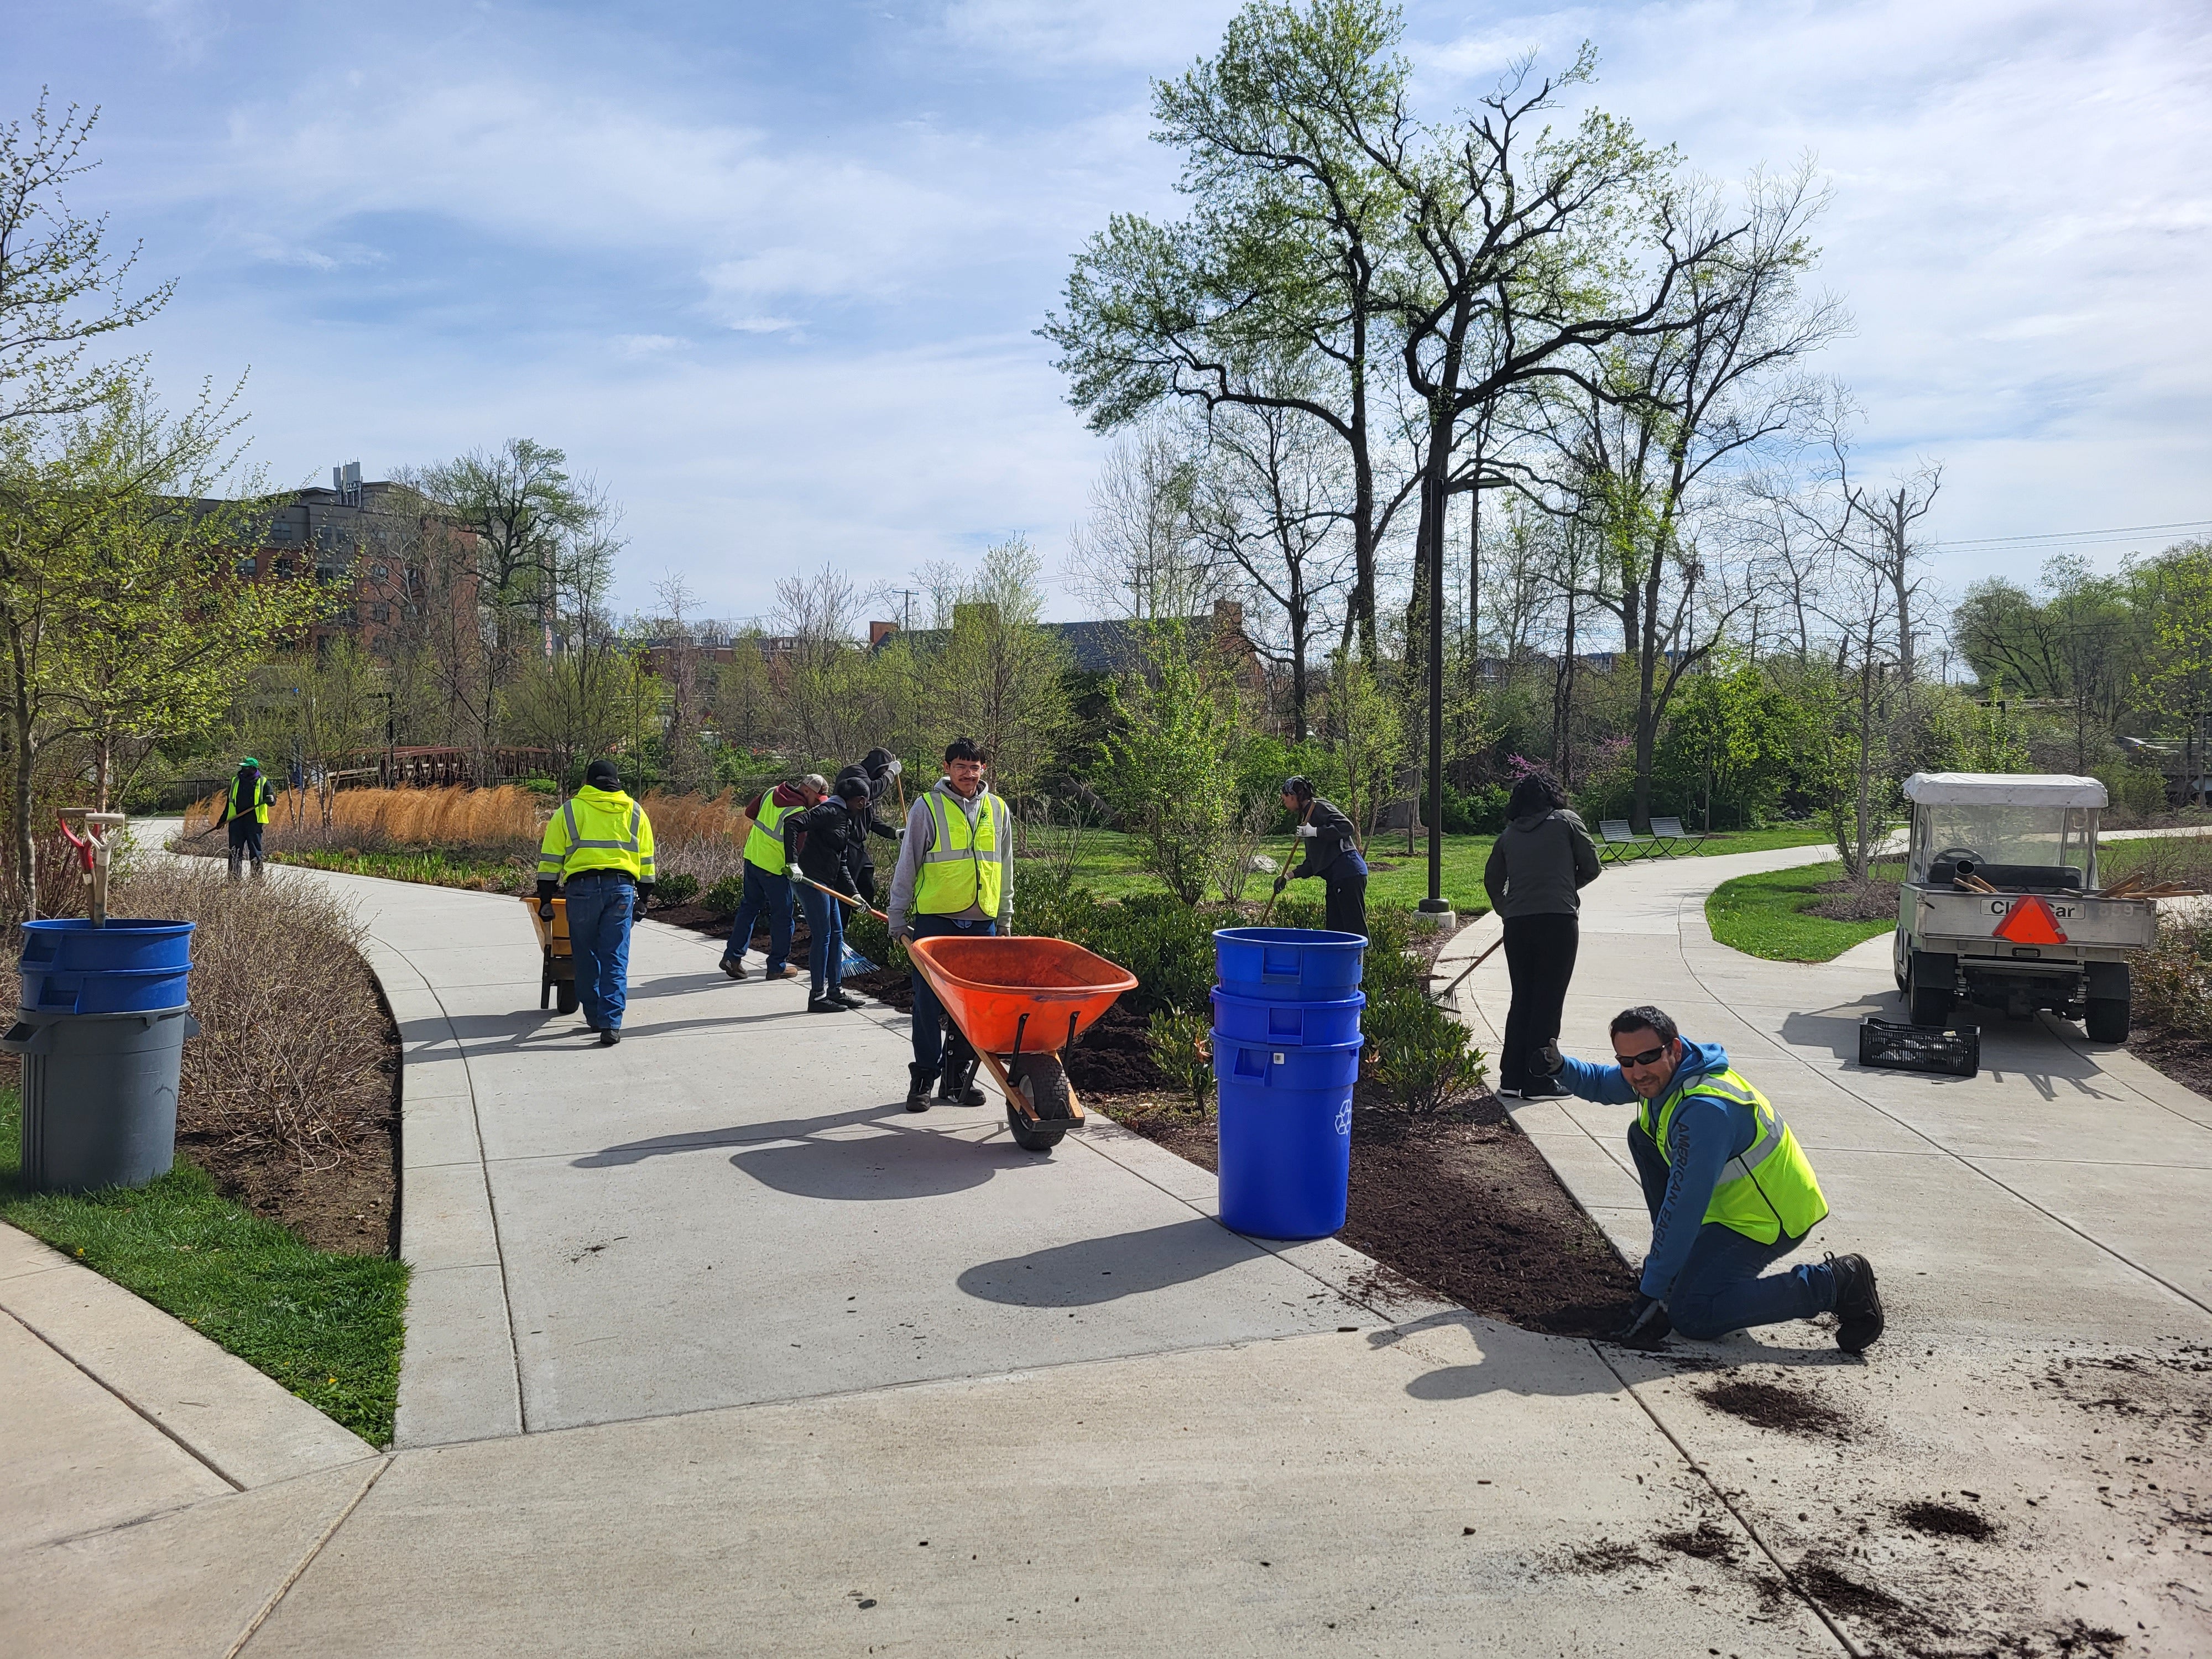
1993, 895, 2068, 946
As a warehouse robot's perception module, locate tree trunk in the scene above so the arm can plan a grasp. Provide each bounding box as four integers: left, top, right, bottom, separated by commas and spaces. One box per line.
1348, 311, 1378, 665
10, 632, 36, 920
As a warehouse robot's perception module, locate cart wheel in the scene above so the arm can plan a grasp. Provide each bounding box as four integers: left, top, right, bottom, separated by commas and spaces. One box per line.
1006, 1104, 1065, 1154
556, 980, 580, 1016
2085, 995, 2130, 1043
541, 978, 551, 1010
1005, 1054, 1070, 1154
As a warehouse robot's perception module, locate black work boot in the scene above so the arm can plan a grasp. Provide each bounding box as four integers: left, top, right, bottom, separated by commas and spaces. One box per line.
1828, 1253, 1884, 1353
905, 1063, 936, 1112
937, 1055, 985, 1106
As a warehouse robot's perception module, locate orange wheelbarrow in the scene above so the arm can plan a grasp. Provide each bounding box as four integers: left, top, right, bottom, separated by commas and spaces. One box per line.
906, 936, 1138, 1153
521, 896, 579, 1014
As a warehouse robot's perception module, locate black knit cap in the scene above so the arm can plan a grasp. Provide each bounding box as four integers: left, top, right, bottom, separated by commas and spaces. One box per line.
585, 759, 620, 789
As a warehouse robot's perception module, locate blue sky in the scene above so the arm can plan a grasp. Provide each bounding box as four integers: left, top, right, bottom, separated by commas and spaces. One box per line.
9, 0, 2209, 624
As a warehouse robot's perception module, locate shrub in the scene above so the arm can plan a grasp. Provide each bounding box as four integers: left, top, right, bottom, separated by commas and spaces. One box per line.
2135, 918, 2211, 1036
843, 905, 908, 973
1074, 891, 1217, 1017
0, 861, 392, 1175
1145, 1008, 1213, 1108
702, 873, 747, 915
655, 872, 700, 906
1358, 909, 1487, 1113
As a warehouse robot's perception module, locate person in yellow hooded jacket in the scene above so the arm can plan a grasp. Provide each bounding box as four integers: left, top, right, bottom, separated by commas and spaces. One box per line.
537, 759, 655, 1047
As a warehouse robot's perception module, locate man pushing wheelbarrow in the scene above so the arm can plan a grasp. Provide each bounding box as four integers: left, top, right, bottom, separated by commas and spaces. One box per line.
885, 737, 1012, 1109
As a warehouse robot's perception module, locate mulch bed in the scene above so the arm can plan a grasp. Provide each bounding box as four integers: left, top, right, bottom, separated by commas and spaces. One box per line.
1114, 1088, 1637, 1336
185, 1079, 399, 1256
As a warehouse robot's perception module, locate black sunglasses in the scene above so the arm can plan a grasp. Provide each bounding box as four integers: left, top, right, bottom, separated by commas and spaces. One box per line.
1613, 1044, 1670, 1069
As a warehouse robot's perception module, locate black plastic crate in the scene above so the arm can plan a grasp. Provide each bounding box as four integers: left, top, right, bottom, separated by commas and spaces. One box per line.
1858, 1016, 1978, 1077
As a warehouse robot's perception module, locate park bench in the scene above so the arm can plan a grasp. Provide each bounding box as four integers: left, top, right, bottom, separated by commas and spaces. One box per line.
1597, 820, 1662, 862
1650, 816, 1710, 857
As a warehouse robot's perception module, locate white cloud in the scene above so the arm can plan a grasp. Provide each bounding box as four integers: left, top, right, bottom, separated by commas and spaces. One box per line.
614, 333, 688, 356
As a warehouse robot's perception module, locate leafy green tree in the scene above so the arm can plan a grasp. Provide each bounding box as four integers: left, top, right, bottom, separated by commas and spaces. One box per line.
927, 538, 1071, 810
1042, 0, 1413, 661
0, 378, 332, 907
1098, 624, 1240, 904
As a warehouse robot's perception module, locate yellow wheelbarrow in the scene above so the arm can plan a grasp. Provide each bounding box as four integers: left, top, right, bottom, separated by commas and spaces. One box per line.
522, 896, 579, 1014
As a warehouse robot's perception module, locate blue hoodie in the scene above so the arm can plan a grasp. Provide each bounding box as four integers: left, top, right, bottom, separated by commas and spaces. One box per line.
1555, 1037, 1767, 1300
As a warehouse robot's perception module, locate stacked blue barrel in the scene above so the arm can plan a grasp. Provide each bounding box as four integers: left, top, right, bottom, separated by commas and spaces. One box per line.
1209, 925, 1367, 1239
6, 919, 197, 1193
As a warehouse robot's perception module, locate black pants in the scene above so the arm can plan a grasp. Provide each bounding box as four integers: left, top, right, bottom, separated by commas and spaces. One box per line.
1500, 913, 1579, 1091
226, 819, 264, 878
1323, 873, 1367, 937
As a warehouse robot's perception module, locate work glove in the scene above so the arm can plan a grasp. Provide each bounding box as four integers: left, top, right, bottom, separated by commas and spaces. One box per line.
1610, 1293, 1671, 1348
633, 885, 653, 920
536, 880, 556, 921
1532, 1041, 1564, 1078
1271, 874, 1288, 897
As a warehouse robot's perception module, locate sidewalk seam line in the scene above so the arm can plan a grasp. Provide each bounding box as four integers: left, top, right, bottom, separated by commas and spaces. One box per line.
1590, 1341, 1864, 1658
225, 1454, 390, 1658
0, 1298, 246, 1493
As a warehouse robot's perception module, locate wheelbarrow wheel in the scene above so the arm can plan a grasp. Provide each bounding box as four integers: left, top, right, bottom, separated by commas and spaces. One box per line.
1005, 1053, 1070, 1154
555, 980, 580, 1015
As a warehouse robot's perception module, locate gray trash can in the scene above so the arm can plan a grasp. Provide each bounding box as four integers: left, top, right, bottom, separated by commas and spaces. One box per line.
5, 1006, 199, 1193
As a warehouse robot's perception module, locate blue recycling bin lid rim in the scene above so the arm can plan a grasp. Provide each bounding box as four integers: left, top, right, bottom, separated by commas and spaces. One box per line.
1211, 987, 1366, 1009
20, 918, 197, 932
1212, 926, 1366, 948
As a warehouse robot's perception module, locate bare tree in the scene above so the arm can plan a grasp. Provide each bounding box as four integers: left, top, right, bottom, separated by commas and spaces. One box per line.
1065, 426, 1222, 630
1193, 387, 1352, 739
1843, 459, 1941, 687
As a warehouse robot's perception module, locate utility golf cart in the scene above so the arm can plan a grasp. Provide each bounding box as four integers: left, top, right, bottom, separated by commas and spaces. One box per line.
1894, 772, 2154, 1040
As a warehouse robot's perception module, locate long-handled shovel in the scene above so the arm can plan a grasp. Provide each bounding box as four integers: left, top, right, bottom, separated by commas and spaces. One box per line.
791, 872, 891, 925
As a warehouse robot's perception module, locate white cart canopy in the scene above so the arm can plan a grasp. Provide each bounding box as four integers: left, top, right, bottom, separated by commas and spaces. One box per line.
1901, 771, 2107, 808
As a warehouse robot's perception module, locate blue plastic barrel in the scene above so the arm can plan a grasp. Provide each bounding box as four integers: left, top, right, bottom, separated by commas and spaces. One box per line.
18, 920, 194, 1014
20, 919, 195, 973
1213, 926, 1366, 1003
1214, 1037, 1362, 1239
1211, 988, 1366, 1047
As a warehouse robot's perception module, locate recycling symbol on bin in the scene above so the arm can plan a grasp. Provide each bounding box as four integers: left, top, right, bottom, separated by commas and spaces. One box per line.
1333, 1100, 1352, 1136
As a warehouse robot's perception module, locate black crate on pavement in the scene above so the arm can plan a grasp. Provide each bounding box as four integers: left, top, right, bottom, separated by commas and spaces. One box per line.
1858, 1016, 1978, 1078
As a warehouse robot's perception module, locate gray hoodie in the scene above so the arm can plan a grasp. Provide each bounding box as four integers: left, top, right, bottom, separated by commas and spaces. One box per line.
884, 778, 1015, 936
1483, 808, 1601, 919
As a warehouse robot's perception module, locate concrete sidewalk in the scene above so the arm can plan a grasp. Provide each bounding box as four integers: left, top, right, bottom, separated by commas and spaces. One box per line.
14, 839, 2211, 1653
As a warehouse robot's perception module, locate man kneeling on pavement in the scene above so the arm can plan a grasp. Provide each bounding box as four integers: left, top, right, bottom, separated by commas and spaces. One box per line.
1533, 1004, 1885, 1353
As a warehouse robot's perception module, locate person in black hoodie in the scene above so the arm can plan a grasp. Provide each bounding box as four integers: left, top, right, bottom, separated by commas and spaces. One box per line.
831, 747, 904, 905
782, 776, 872, 1013
1483, 768, 1601, 1098
1271, 776, 1369, 936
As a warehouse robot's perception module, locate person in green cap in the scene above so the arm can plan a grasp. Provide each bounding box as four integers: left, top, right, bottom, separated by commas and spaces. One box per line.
213, 757, 277, 879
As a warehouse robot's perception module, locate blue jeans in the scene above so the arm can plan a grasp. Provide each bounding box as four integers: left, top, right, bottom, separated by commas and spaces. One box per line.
564, 875, 634, 1031
724, 862, 792, 971
908, 915, 995, 1073
798, 881, 844, 997
1629, 1124, 1834, 1339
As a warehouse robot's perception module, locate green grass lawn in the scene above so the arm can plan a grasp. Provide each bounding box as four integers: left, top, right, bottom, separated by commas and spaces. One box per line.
1705, 859, 1906, 963
268, 846, 530, 893
1054, 821, 1838, 915
0, 1091, 408, 1446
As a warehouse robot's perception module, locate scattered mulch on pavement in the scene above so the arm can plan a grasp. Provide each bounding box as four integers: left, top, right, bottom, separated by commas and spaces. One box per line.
1655, 1521, 1744, 1561
1566, 1538, 1649, 1574
1792, 1558, 1909, 1625
1895, 1500, 1995, 1541
1696, 1377, 1854, 1439
1113, 1085, 1638, 1337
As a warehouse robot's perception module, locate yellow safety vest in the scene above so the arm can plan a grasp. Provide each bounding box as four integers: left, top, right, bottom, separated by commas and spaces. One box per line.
538, 787, 656, 883
230, 773, 273, 825
1639, 1065, 1829, 1246
743, 794, 792, 876
913, 787, 1006, 917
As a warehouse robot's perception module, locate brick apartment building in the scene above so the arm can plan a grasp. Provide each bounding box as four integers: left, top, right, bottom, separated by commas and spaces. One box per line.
222, 464, 477, 659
